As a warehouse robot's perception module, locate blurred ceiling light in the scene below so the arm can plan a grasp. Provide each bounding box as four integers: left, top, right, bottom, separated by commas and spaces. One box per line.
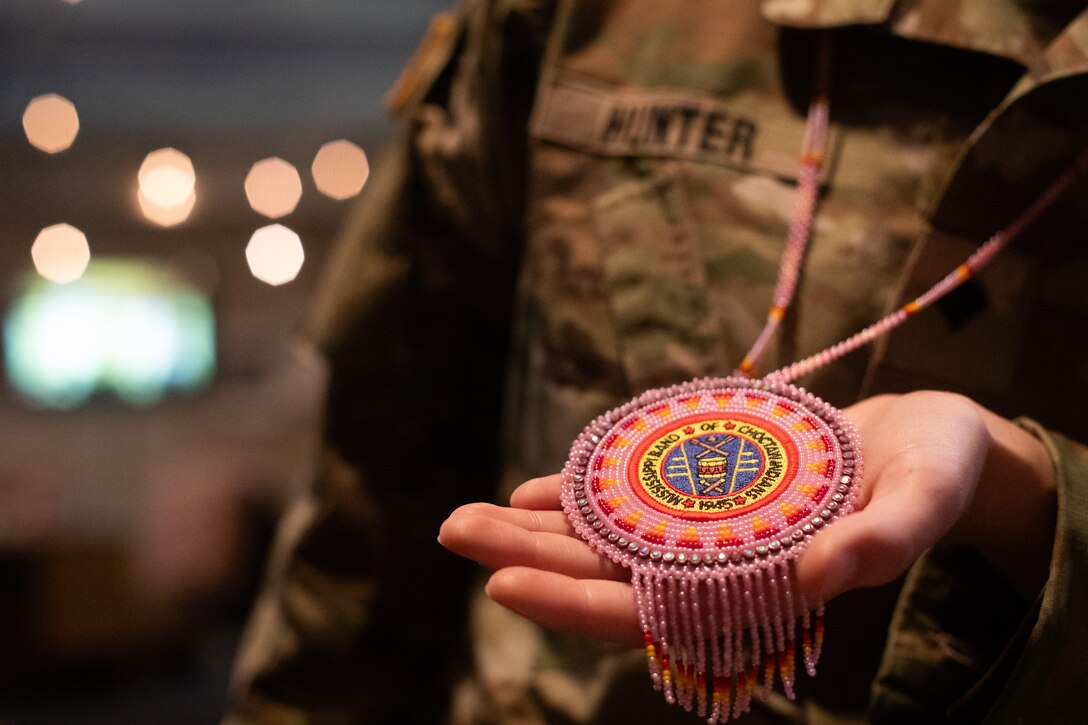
312, 140, 369, 200
245, 157, 303, 218
138, 188, 196, 227
22, 94, 80, 154
138, 148, 196, 211
246, 225, 304, 286
31, 224, 91, 284
3, 260, 217, 409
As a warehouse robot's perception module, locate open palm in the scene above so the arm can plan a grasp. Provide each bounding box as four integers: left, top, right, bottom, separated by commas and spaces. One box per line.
439, 392, 1054, 646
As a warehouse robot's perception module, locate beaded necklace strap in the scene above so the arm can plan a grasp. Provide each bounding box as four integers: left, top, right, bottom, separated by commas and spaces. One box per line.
738, 31, 1088, 383
736, 36, 833, 377
771, 149, 1088, 382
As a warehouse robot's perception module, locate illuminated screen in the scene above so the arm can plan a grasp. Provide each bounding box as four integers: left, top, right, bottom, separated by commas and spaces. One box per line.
3, 259, 215, 408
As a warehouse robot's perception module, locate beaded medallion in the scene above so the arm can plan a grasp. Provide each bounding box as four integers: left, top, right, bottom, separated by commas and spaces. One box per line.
562, 376, 861, 722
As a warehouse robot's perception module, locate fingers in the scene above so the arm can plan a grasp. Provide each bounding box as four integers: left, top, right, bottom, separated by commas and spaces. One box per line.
486, 566, 642, 646
447, 502, 573, 536
509, 474, 562, 509
441, 488, 637, 643
439, 506, 628, 582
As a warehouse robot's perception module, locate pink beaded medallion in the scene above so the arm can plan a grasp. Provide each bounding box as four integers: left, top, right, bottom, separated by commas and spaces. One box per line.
562, 376, 860, 721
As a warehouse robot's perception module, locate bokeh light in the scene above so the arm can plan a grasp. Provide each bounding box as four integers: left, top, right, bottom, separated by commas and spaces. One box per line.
245, 225, 304, 286
138, 148, 197, 223
138, 188, 196, 227
22, 94, 80, 154
244, 158, 302, 218
3, 260, 216, 409
31, 224, 91, 284
311, 140, 369, 200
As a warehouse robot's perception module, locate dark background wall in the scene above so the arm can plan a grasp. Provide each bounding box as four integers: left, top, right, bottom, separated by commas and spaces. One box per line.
0, 2, 447, 722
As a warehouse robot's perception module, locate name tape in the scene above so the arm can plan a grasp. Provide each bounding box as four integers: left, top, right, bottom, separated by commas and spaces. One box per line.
531, 77, 836, 181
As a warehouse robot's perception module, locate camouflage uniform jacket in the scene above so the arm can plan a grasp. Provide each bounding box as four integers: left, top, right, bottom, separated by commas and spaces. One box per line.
225, 1, 1088, 723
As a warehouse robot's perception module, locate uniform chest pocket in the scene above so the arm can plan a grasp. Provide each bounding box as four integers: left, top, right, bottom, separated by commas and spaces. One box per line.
591, 167, 732, 392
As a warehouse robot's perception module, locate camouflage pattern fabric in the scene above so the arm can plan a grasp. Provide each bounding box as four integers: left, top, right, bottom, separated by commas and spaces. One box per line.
224, 1, 1088, 723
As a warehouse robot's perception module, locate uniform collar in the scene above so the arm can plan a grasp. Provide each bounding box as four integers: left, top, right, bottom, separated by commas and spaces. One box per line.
762, 0, 1077, 69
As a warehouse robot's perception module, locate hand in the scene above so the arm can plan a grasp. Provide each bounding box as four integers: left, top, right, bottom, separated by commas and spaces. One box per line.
438, 392, 1056, 646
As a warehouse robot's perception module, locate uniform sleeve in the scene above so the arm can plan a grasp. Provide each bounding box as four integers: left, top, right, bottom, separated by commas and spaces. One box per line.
223, 2, 549, 722
869, 421, 1088, 724
967, 423, 1088, 724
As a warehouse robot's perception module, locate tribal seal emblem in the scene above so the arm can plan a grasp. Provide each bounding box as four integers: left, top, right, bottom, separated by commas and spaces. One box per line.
632, 416, 795, 519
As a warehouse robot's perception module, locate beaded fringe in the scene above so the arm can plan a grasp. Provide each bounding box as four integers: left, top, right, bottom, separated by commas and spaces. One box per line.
633, 560, 824, 723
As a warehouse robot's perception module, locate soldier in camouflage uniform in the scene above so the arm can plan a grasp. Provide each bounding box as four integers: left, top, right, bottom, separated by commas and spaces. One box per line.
225, 1, 1088, 723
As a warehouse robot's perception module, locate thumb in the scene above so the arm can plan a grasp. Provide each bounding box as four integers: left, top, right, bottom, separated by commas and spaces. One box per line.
797, 394, 989, 602
794, 475, 962, 602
